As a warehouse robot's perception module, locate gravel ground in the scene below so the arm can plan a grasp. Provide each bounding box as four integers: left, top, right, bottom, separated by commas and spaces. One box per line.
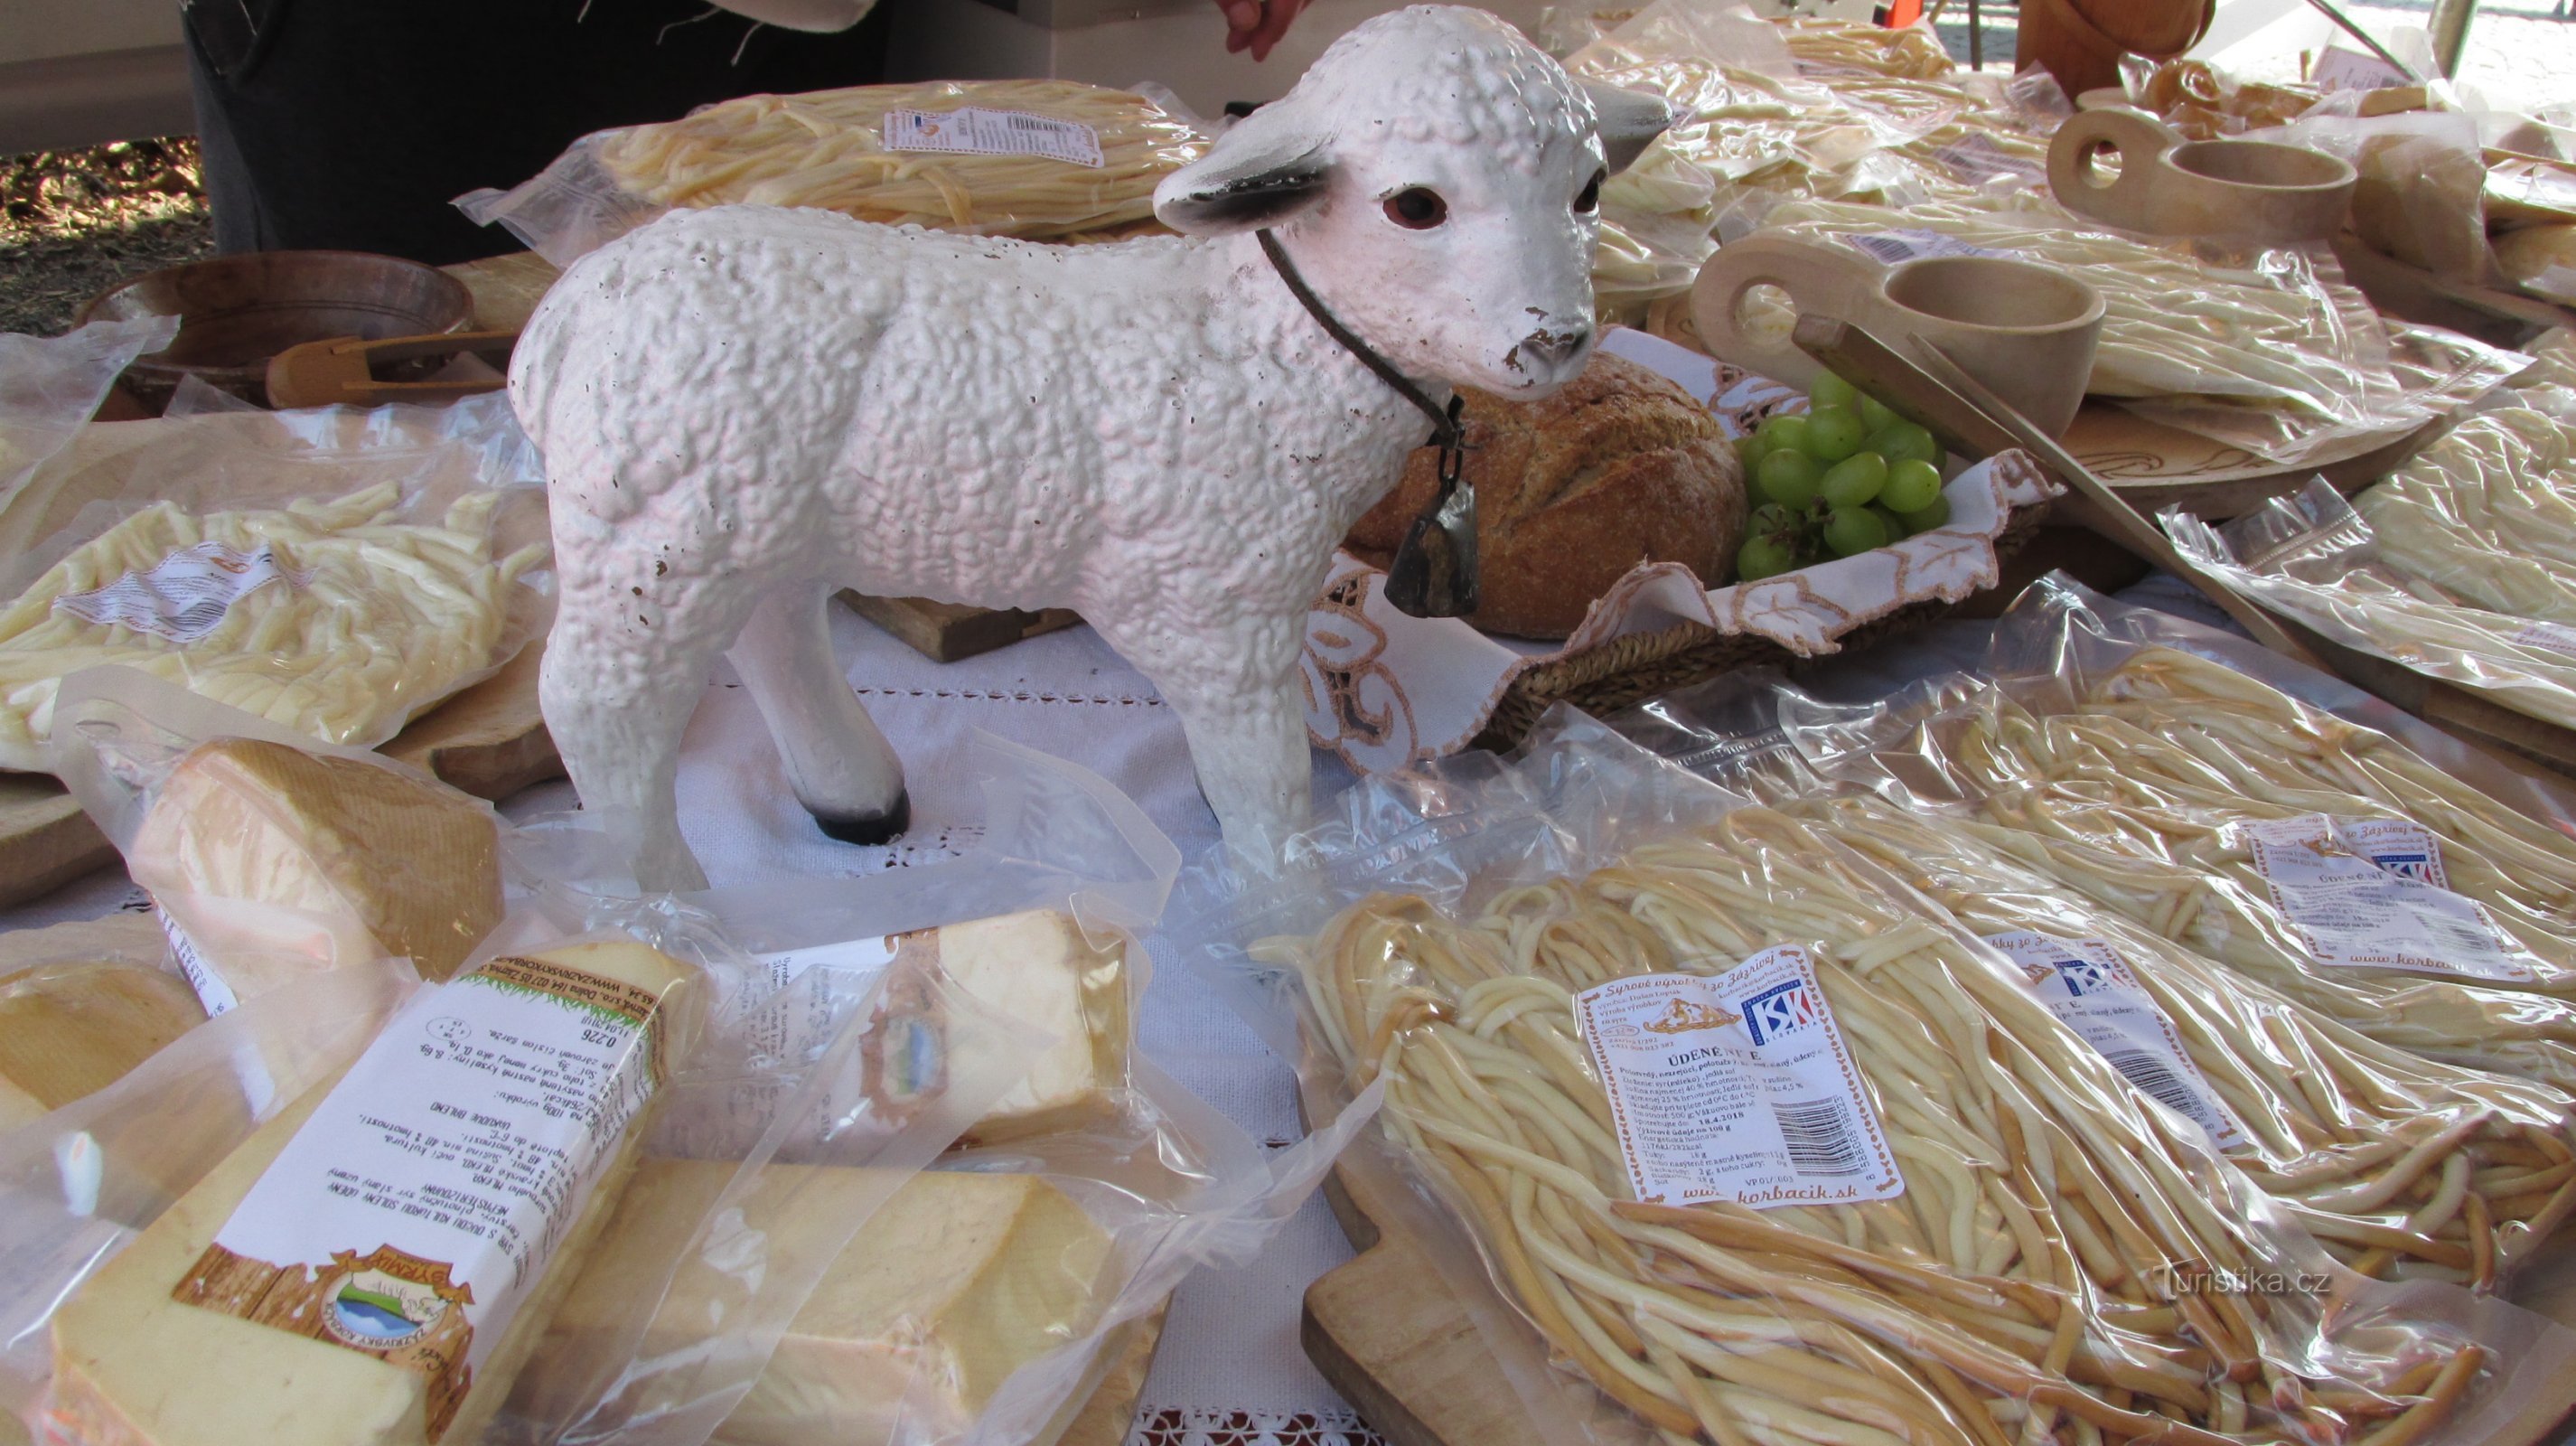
0, 137, 211, 337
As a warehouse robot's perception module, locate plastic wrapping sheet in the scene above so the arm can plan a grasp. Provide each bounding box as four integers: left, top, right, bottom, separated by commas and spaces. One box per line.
456, 79, 1208, 268
1166, 715, 2576, 1446
2170, 477, 2576, 730
0, 392, 550, 775
0, 317, 174, 517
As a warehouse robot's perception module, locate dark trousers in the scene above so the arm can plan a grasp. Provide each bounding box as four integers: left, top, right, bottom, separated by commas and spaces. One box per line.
185, 0, 895, 264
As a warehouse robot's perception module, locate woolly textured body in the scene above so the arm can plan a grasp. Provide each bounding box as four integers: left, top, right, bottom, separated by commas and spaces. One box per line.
515, 206, 1425, 628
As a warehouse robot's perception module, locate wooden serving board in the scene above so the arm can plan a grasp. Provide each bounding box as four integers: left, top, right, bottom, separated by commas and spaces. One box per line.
840, 592, 1085, 664
0, 643, 559, 911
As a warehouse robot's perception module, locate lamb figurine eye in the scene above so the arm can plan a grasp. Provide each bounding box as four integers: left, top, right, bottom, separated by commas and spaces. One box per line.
1382, 187, 1447, 229
1574, 168, 1604, 213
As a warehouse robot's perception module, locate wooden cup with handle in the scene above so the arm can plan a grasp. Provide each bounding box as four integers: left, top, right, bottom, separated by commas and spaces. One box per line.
1691, 232, 2106, 437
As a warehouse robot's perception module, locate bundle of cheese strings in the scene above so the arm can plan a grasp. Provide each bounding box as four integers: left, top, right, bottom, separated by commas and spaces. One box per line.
461, 79, 1204, 264
0, 391, 548, 775
1241, 726, 2553, 1446
2352, 385, 2576, 621
1800, 650, 2576, 1097
2168, 478, 2576, 730
1794, 791, 2576, 1290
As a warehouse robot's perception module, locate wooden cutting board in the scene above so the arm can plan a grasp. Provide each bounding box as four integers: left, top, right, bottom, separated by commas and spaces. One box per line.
0, 642, 559, 912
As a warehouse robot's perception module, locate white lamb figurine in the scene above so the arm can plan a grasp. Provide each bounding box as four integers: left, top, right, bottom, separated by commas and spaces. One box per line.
511, 5, 1670, 889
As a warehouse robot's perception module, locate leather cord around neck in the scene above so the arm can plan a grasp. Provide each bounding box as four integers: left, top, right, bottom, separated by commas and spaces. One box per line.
1256, 228, 1464, 452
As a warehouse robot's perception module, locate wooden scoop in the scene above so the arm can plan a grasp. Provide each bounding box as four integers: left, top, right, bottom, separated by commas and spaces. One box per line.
265, 330, 517, 409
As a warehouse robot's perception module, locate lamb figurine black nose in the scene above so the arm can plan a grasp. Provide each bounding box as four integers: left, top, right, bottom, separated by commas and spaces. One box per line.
510, 4, 1672, 889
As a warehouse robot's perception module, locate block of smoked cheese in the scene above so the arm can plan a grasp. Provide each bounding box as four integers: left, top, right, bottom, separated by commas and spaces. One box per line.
126, 738, 504, 1011
542, 1161, 1111, 1446
862, 910, 1130, 1144
48, 940, 698, 1446
0, 959, 204, 1130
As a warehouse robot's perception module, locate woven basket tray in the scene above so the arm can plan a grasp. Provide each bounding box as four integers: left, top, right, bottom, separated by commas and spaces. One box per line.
1472, 502, 2050, 752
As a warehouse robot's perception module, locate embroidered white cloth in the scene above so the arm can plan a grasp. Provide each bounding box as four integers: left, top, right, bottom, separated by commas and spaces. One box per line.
1297, 328, 2061, 775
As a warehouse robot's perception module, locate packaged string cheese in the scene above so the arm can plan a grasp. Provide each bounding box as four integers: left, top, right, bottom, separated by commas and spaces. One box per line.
0, 392, 548, 775
489, 733, 1367, 1446
1737, 576, 2576, 1094
1617, 681, 2576, 1291
1170, 718, 2574, 1446
52, 668, 506, 1016
2168, 480, 2576, 733
456, 78, 1208, 267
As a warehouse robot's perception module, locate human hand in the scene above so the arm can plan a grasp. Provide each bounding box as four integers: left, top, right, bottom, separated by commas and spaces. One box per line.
1215, 0, 1307, 61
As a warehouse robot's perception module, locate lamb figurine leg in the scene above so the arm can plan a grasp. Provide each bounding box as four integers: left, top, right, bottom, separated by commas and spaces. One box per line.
511, 5, 1670, 890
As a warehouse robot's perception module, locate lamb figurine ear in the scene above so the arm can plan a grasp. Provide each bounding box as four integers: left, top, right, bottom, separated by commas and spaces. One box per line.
1581, 80, 1673, 175
1153, 103, 1335, 235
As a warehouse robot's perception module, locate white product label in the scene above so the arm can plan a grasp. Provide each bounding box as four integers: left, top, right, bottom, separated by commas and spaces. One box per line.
158, 906, 239, 1018
55, 542, 293, 643
2312, 45, 2412, 92
1933, 135, 2047, 184
1574, 946, 1903, 1208
2238, 815, 2540, 983
2511, 620, 2576, 657
176, 955, 668, 1441
1843, 230, 2011, 266
882, 108, 1105, 167
1984, 931, 2243, 1150
748, 935, 898, 1066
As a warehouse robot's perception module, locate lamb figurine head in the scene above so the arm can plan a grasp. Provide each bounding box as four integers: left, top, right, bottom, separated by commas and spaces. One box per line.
1154, 5, 1672, 395
512, 5, 1670, 890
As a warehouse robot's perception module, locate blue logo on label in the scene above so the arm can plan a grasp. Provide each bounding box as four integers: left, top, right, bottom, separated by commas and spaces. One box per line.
1744, 979, 1819, 1047
2371, 850, 2435, 883
2054, 956, 2111, 996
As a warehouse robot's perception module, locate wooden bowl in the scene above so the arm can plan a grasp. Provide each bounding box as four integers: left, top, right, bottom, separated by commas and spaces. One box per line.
79, 250, 473, 411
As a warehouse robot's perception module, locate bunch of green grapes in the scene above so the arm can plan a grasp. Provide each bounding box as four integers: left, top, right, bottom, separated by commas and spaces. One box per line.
1733, 371, 1953, 583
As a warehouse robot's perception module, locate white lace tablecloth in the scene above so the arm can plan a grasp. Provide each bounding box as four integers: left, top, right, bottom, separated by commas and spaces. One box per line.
0, 608, 1385, 1446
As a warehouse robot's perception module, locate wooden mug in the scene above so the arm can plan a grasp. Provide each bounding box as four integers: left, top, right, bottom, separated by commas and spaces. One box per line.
2048, 107, 2357, 244
1688, 232, 2106, 437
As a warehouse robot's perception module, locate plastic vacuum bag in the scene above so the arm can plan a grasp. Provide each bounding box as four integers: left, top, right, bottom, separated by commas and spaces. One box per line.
0, 391, 550, 774
1738, 575, 2576, 1095
1610, 674, 2576, 1289
456, 78, 1208, 267
50, 665, 511, 1015
2169, 477, 2576, 730
491, 734, 1369, 1446
1166, 709, 2576, 1446
2354, 382, 2576, 616
0, 315, 175, 519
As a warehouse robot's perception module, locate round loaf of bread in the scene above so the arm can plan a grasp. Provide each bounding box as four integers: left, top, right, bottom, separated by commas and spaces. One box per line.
1344, 352, 1746, 640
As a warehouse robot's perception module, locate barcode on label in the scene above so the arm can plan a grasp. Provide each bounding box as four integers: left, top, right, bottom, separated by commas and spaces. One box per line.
880, 107, 1105, 167
2102, 1048, 2205, 1121
1772, 1097, 1865, 1176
